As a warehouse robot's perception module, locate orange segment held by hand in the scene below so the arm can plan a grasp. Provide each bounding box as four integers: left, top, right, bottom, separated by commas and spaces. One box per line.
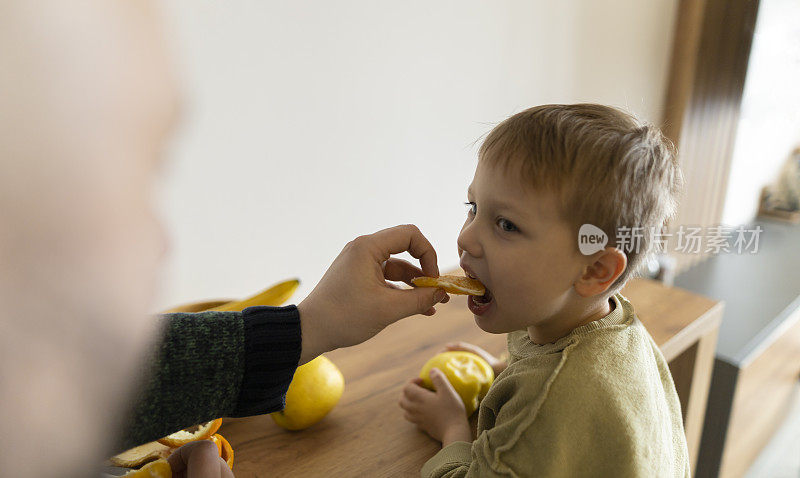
411, 275, 485, 296
157, 418, 223, 448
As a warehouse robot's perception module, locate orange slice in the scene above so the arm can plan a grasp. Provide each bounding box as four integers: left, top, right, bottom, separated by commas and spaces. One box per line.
121, 458, 172, 477
210, 434, 234, 469
109, 441, 172, 468
157, 418, 223, 448
411, 275, 485, 296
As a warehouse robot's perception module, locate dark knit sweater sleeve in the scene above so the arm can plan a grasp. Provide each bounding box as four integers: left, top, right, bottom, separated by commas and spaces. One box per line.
113, 304, 302, 453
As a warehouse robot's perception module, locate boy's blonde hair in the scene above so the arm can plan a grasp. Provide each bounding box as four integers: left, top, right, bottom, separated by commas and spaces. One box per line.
479, 104, 684, 296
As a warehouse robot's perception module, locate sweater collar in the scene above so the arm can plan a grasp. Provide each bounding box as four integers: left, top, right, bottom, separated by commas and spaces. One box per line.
507, 293, 632, 358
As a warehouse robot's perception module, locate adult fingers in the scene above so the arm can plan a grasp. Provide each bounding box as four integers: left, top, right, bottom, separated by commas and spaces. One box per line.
219, 460, 235, 478
382, 257, 423, 286
387, 286, 447, 318
382, 258, 450, 303
367, 224, 439, 278
167, 440, 225, 478
383, 273, 448, 311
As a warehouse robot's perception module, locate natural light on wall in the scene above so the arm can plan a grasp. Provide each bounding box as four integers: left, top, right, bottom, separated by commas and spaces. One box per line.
151, 1, 678, 311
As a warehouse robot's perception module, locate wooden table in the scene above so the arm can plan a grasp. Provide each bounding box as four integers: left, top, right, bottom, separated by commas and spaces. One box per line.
220, 277, 722, 477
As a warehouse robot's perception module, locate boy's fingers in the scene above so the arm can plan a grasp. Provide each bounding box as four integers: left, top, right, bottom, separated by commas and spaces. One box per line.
404, 382, 432, 401
429, 368, 453, 391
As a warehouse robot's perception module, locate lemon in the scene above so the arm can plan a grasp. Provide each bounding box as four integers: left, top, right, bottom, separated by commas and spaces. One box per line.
419, 351, 494, 416
270, 355, 345, 430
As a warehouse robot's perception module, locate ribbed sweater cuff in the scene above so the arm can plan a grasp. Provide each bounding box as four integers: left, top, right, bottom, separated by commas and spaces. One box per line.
230, 305, 302, 417
421, 441, 473, 477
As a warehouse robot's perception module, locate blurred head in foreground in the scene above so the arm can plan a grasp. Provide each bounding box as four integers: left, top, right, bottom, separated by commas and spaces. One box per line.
0, 1, 178, 475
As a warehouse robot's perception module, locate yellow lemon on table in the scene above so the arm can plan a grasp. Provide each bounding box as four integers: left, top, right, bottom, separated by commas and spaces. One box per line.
270, 355, 345, 430
419, 351, 494, 416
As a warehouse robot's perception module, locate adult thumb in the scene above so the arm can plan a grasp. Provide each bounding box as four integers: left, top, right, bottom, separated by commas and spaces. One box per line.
391, 286, 447, 318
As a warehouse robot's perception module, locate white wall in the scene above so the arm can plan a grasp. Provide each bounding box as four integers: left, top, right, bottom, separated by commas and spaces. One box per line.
151, 0, 678, 311
721, 0, 800, 227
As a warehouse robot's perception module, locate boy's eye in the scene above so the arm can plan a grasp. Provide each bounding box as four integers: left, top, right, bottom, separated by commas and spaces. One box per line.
498, 218, 518, 233
464, 201, 476, 216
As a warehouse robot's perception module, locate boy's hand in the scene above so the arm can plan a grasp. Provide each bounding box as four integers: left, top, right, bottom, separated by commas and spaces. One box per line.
399, 368, 471, 444
440, 341, 507, 376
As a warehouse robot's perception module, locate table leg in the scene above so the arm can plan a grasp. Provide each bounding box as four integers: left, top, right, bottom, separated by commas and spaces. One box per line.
669, 325, 720, 472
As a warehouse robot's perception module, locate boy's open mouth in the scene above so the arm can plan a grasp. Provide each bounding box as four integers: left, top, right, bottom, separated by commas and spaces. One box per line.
472, 287, 493, 305
462, 264, 494, 313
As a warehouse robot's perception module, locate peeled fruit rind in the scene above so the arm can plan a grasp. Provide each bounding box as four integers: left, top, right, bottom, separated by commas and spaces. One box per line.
162, 299, 233, 313
419, 351, 495, 416
110, 441, 171, 468
121, 458, 171, 477
210, 278, 300, 311
270, 355, 345, 430
411, 275, 485, 296
157, 418, 223, 447
162, 278, 300, 313
210, 434, 234, 469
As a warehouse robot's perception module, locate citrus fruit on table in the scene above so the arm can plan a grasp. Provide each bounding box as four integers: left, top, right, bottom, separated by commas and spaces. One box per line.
419, 351, 495, 416
270, 355, 345, 430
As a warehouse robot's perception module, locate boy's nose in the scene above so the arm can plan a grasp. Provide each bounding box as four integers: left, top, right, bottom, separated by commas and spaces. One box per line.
457, 228, 483, 259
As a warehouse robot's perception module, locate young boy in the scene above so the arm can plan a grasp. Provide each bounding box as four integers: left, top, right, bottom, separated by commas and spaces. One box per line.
399, 104, 689, 477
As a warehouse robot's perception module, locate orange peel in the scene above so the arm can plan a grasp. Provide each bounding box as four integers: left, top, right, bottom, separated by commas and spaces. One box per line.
210, 434, 235, 469
411, 275, 485, 296
157, 418, 223, 448
109, 441, 171, 468
121, 458, 172, 477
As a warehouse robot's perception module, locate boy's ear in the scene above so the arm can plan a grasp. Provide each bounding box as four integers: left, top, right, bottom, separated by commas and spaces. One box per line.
573, 247, 627, 297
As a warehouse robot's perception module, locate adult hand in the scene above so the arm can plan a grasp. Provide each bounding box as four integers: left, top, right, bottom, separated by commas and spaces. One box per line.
167, 440, 233, 478
297, 224, 450, 365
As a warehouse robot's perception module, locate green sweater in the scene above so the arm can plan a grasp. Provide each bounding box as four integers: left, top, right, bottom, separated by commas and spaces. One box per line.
113, 305, 302, 453
421, 293, 691, 477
